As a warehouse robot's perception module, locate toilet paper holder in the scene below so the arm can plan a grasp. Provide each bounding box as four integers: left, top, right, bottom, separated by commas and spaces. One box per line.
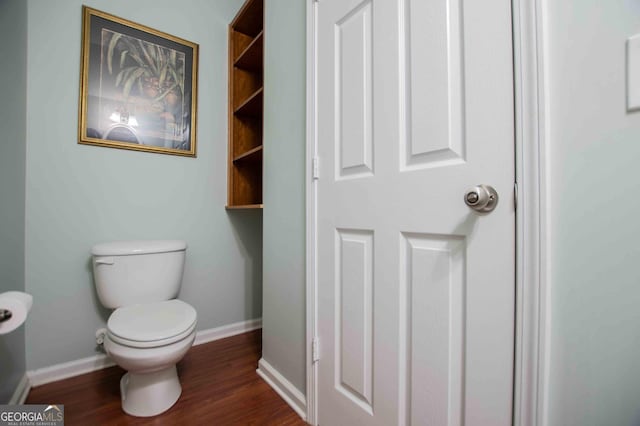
0, 309, 12, 323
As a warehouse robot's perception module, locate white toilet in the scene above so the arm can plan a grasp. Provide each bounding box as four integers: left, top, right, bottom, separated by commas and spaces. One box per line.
91, 240, 197, 417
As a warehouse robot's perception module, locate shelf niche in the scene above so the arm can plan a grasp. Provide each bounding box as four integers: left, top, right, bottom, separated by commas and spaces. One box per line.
235, 31, 263, 72
227, 0, 264, 209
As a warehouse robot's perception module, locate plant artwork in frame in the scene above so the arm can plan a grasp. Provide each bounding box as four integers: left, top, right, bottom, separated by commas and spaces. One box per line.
79, 6, 199, 157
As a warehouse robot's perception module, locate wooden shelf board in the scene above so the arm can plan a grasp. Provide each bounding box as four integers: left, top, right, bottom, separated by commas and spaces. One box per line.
225, 204, 264, 210
234, 87, 263, 117
233, 145, 263, 162
234, 31, 263, 71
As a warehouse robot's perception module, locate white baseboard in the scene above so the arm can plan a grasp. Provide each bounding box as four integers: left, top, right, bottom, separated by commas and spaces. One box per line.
194, 317, 262, 346
28, 318, 262, 388
257, 358, 307, 421
8, 373, 30, 405
28, 353, 116, 387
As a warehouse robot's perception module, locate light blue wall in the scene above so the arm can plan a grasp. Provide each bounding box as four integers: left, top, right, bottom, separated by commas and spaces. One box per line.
545, 1, 640, 425
24, 0, 262, 370
262, 0, 307, 393
0, 0, 28, 403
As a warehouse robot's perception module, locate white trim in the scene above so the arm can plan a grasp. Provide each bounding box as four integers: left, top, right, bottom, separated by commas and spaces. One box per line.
8, 373, 30, 405
257, 358, 307, 421
27, 318, 262, 388
512, 0, 550, 425
193, 317, 262, 346
28, 353, 116, 387
305, 0, 319, 424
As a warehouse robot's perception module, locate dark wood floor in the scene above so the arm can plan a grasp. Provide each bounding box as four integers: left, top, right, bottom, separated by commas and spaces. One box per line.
27, 330, 306, 426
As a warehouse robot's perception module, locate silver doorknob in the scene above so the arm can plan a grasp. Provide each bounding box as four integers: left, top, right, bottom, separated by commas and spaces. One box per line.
464, 184, 499, 212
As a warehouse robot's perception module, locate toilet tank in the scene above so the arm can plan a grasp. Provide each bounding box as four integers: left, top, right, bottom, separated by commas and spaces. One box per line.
91, 240, 187, 309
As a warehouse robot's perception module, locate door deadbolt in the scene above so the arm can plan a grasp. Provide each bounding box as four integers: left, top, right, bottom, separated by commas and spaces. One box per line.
464, 184, 499, 213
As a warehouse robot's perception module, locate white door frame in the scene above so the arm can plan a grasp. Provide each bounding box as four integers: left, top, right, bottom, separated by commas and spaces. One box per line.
304, 0, 551, 424
511, 0, 552, 424
305, 0, 318, 423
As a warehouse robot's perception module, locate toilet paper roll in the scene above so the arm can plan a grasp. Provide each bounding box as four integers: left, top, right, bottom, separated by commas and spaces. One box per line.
0, 291, 33, 335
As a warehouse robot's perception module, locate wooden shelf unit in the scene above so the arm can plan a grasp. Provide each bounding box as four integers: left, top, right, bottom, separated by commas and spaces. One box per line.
227, 0, 264, 209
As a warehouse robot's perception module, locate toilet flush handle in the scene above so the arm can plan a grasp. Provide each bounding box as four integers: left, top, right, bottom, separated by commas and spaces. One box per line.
95, 258, 114, 265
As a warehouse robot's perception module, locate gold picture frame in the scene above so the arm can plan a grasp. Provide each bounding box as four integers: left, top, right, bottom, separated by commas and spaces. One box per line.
79, 6, 199, 157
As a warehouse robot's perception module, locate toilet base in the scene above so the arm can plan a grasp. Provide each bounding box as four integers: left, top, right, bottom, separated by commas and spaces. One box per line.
120, 365, 182, 417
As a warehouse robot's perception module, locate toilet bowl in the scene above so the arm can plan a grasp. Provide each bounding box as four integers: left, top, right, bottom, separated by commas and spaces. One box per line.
91, 240, 197, 417
105, 299, 197, 417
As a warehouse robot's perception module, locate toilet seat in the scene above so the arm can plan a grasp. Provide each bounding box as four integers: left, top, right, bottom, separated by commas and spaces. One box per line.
107, 299, 197, 349
108, 322, 196, 348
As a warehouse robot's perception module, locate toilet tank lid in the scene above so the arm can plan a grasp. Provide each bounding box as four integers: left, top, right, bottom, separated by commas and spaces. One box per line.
91, 240, 187, 256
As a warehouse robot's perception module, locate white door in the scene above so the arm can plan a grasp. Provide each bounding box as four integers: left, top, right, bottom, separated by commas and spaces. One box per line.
315, 0, 515, 424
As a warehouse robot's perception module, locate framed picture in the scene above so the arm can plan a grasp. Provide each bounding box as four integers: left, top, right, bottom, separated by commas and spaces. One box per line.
79, 6, 199, 157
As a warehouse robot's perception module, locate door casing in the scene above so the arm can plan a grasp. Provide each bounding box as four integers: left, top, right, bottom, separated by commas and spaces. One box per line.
304, 0, 551, 425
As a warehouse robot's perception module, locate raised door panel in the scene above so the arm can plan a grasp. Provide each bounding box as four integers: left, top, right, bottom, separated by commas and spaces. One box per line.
399, 234, 466, 426
335, 0, 373, 180
335, 229, 374, 414
401, 0, 465, 170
